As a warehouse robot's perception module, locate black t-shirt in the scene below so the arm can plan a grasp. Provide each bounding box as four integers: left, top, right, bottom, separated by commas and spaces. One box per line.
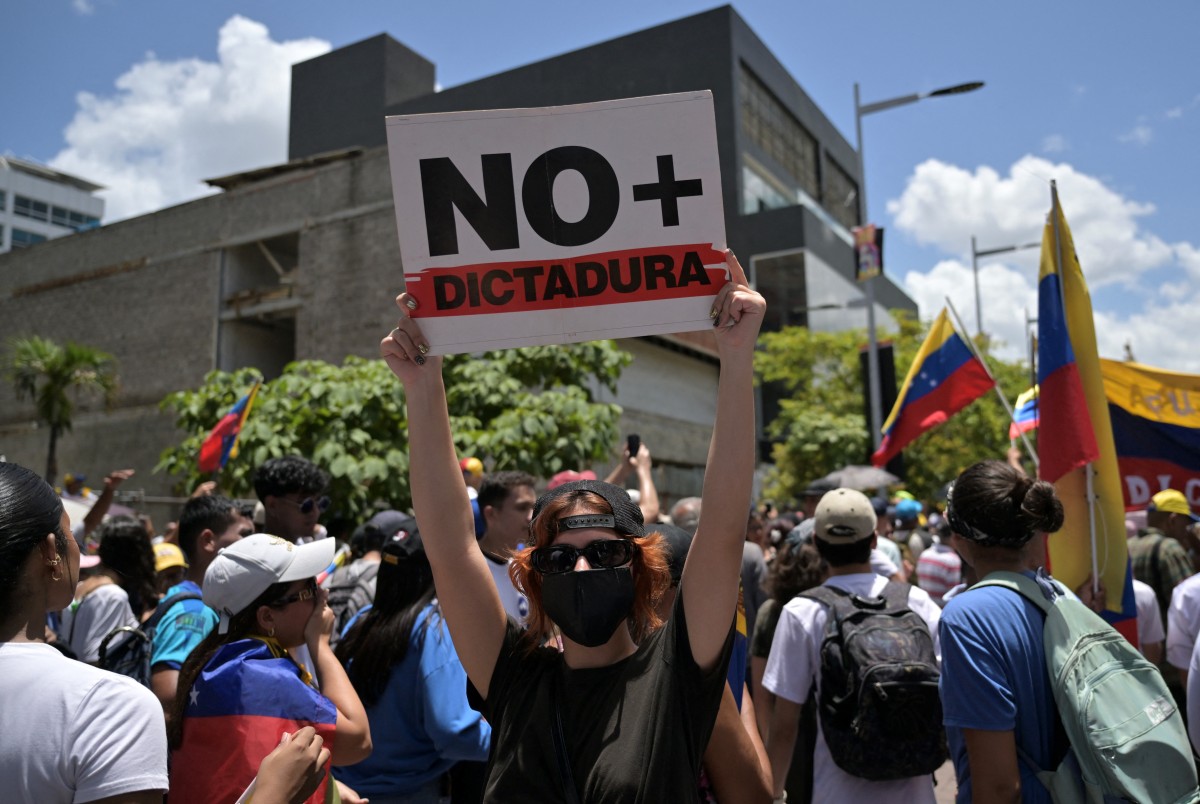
468, 592, 734, 803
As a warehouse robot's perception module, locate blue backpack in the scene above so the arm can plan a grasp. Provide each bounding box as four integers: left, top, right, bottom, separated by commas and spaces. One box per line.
975, 571, 1199, 803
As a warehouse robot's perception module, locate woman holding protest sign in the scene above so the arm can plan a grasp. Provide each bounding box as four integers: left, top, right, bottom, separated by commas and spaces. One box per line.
381, 249, 764, 802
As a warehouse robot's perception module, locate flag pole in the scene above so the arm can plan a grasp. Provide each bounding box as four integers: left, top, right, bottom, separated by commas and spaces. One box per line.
1050, 181, 1101, 595
945, 297, 1040, 469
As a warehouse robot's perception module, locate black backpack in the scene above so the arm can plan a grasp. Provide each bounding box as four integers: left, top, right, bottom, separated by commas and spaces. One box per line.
801, 582, 947, 781
327, 562, 380, 645
97, 590, 203, 687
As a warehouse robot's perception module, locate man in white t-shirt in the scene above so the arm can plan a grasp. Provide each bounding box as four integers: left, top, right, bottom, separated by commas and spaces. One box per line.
1167, 572, 1200, 682
478, 471, 536, 624
763, 488, 941, 804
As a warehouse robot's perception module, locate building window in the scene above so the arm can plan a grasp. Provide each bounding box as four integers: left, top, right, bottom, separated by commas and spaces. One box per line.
11, 228, 47, 249
741, 163, 791, 215
0, 190, 6, 213
822, 155, 860, 231
739, 64, 819, 201
13, 195, 50, 222
46, 206, 100, 232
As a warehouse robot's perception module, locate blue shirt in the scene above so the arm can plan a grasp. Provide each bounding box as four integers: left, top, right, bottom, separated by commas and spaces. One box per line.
333, 602, 491, 796
939, 574, 1058, 804
150, 581, 218, 671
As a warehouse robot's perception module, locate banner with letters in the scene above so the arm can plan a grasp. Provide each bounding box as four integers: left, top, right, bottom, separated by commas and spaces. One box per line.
385, 92, 728, 354
1101, 359, 1200, 510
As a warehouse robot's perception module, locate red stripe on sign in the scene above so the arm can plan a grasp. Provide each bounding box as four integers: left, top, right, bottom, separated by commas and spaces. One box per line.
406, 244, 727, 318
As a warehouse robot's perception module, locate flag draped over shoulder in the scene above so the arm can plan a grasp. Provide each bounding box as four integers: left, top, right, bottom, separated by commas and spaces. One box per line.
1037, 189, 1131, 621
1008, 385, 1040, 440
870, 308, 994, 467
1100, 359, 1200, 510
198, 382, 260, 473
169, 639, 337, 804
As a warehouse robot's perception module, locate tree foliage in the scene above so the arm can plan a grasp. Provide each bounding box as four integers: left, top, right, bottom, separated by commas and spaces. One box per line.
5, 335, 118, 483
157, 343, 631, 521
756, 315, 1033, 505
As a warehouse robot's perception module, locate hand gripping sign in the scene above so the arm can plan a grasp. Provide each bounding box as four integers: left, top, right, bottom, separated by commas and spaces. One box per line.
385, 91, 728, 355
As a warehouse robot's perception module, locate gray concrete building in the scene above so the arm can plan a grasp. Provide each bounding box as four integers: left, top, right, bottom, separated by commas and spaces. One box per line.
0, 6, 915, 522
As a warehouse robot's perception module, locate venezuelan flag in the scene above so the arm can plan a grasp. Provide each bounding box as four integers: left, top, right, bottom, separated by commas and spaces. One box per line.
170, 638, 337, 804
871, 308, 994, 467
1038, 186, 1131, 623
1008, 386, 1040, 440
198, 381, 261, 473
1100, 359, 1200, 511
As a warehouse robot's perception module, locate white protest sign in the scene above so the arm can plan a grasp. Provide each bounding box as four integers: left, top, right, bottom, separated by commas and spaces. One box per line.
385, 91, 728, 354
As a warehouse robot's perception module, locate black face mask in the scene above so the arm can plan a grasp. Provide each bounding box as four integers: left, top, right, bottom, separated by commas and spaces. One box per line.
540, 566, 635, 648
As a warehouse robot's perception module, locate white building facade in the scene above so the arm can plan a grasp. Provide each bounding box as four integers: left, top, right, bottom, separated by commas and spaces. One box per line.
0, 157, 103, 253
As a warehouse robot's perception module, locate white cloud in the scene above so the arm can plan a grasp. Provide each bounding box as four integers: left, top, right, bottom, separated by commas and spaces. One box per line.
72, 0, 94, 14
1166, 107, 1184, 119
1118, 124, 1153, 146
891, 156, 1200, 370
49, 16, 330, 222
1042, 134, 1068, 153
902, 258, 1036, 360
887, 155, 1173, 289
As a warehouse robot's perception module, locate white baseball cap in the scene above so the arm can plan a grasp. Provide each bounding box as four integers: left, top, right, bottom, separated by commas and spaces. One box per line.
813, 488, 877, 544
204, 533, 334, 634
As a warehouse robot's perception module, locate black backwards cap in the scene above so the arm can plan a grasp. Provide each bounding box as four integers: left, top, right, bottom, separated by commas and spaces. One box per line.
532, 479, 645, 539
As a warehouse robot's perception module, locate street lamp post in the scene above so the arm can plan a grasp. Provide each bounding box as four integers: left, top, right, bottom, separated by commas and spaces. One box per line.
970, 237, 1040, 337
854, 80, 984, 450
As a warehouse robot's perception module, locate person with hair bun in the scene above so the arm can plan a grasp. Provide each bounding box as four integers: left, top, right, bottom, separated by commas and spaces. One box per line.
0, 461, 168, 803
381, 250, 765, 802
937, 459, 1066, 804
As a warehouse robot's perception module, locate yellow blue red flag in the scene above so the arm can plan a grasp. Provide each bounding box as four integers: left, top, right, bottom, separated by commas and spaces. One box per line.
1100, 359, 1200, 510
1038, 187, 1130, 622
198, 381, 261, 473
871, 308, 994, 467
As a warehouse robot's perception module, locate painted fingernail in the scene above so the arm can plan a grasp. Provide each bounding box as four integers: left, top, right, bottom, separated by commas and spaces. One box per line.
414, 355, 426, 366
417, 343, 429, 355
712, 315, 720, 328
405, 297, 418, 310
709, 307, 719, 319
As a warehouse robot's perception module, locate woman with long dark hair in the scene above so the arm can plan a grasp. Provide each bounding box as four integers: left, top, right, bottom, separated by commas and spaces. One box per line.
60, 514, 157, 661
168, 534, 371, 804
380, 251, 765, 802
333, 517, 491, 803
0, 461, 168, 802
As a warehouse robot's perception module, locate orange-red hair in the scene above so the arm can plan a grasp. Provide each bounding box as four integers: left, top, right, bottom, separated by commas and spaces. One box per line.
510, 491, 670, 645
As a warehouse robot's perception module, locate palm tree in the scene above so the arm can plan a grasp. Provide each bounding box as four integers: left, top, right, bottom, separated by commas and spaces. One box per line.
6, 336, 118, 484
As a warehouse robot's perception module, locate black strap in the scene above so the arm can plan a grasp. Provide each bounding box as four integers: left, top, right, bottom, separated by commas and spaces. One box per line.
550, 671, 581, 804
146, 591, 204, 632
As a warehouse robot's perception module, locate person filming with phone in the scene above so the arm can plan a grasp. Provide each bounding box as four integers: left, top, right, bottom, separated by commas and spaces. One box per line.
604, 434, 660, 525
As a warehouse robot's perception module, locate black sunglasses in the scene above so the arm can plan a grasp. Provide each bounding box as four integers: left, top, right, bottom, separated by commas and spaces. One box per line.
281, 495, 331, 515
269, 579, 318, 608
531, 539, 638, 575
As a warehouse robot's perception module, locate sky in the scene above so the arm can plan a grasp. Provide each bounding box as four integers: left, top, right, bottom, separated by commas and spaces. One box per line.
5, 1, 1200, 372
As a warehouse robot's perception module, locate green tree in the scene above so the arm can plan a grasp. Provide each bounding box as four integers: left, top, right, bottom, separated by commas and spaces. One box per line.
756, 315, 1031, 504
5, 335, 119, 484
157, 342, 631, 522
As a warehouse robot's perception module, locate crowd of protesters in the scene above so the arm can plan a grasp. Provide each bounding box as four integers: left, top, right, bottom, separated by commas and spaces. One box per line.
3, 251, 1200, 803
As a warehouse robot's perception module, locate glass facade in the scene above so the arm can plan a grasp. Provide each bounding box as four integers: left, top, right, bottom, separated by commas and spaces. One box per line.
739, 65, 819, 200
822, 155, 860, 232
12, 195, 98, 231
11, 228, 47, 249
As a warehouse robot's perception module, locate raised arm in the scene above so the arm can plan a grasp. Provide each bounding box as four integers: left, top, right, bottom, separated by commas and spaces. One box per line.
680, 251, 765, 671
381, 294, 507, 698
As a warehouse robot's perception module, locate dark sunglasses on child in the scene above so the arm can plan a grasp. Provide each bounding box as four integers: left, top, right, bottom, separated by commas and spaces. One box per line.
531, 539, 638, 575
269, 579, 318, 608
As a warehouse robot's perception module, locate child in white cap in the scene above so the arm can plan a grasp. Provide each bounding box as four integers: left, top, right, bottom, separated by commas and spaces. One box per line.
167, 534, 371, 804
